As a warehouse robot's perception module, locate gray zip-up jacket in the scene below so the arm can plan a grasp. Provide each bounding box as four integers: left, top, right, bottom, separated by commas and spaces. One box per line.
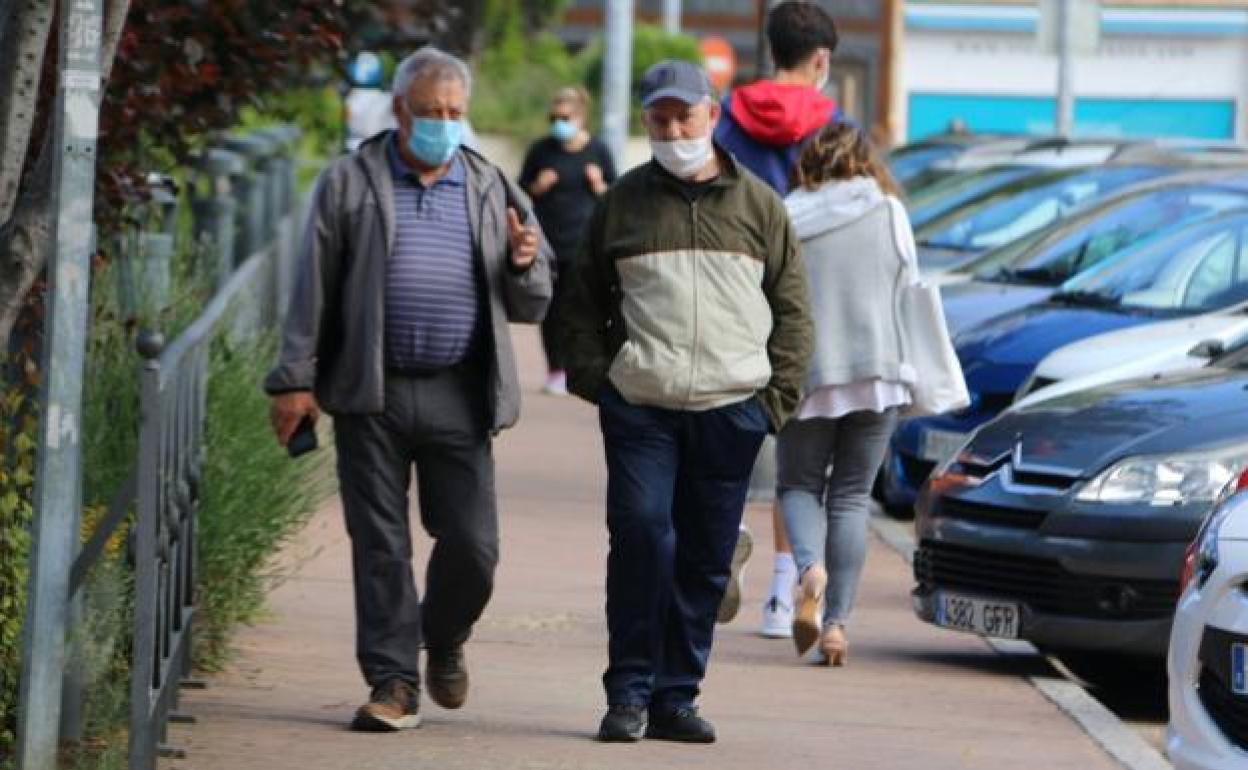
264, 131, 554, 432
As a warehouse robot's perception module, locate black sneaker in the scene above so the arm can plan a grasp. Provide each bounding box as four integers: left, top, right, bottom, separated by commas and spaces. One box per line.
351, 678, 421, 732
596, 704, 647, 742
645, 705, 716, 743
425, 646, 469, 709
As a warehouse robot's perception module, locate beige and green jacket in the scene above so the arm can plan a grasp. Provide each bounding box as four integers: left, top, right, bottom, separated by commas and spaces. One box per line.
561, 150, 814, 431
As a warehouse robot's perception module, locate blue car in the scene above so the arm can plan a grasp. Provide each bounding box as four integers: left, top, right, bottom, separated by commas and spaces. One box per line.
880, 208, 1248, 513
914, 164, 1178, 273
907, 165, 1046, 230
940, 171, 1248, 337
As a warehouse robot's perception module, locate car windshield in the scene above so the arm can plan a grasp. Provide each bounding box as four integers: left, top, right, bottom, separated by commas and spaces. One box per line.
1057, 214, 1248, 314
915, 166, 1170, 252
908, 166, 1039, 227
969, 186, 1248, 284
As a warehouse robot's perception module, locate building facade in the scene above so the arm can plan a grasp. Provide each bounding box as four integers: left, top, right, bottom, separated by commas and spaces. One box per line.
902, 1, 1248, 142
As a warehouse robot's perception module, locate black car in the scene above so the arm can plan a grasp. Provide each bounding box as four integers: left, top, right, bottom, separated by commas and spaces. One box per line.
913, 346, 1248, 657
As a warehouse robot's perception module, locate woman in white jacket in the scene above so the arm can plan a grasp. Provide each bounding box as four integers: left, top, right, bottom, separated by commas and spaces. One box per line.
778, 123, 917, 664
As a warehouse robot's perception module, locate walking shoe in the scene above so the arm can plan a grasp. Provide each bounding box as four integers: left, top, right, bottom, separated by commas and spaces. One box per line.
596, 704, 646, 742
759, 594, 794, 638
792, 563, 828, 655
425, 646, 469, 709
645, 706, 716, 743
820, 623, 849, 667
351, 678, 421, 732
542, 370, 568, 396
716, 525, 754, 624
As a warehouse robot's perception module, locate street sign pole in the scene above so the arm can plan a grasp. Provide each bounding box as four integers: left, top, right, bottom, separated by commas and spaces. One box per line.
663, 0, 680, 35
15, 0, 103, 767
601, 0, 634, 169
1055, 0, 1074, 136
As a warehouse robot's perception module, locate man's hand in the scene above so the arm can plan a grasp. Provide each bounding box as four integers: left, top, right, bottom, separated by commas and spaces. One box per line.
530, 168, 559, 197
507, 207, 539, 270
584, 163, 608, 195
270, 391, 320, 447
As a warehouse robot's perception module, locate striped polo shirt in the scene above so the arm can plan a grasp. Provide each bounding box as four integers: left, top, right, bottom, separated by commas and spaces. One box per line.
385, 138, 482, 371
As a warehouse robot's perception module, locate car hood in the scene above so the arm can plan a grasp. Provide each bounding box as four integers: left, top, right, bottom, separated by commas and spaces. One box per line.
956, 304, 1149, 370
1034, 312, 1248, 381
969, 368, 1248, 474
942, 281, 1055, 339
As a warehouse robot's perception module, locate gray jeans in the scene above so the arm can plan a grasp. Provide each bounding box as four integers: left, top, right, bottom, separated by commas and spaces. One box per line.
776, 408, 898, 627
332, 362, 498, 688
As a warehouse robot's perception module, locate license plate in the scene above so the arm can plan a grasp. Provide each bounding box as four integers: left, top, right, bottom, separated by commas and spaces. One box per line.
921, 429, 967, 463
1234, 643, 1247, 695
934, 591, 1020, 639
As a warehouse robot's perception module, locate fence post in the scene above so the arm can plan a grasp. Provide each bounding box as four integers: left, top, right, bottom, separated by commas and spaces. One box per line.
127, 330, 164, 770
218, 134, 273, 261
190, 149, 244, 288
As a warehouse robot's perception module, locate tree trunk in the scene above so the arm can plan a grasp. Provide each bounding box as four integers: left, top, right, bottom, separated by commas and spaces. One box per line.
0, 0, 130, 352
0, 0, 55, 227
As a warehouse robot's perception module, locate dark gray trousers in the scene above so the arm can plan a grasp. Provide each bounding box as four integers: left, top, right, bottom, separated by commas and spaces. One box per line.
332, 363, 498, 689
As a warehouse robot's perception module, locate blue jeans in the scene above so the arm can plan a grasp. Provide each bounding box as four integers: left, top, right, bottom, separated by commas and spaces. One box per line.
598, 385, 768, 710
776, 408, 898, 627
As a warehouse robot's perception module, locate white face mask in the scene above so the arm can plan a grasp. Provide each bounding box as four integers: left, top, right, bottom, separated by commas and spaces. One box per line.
651, 136, 713, 179
814, 49, 831, 93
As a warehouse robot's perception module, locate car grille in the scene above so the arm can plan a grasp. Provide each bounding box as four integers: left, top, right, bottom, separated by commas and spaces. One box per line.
1198, 668, 1248, 751
939, 497, 1047, 529
1197, 626, 1248, 751
900, 453, 936, 486
915, 540, 1178, 620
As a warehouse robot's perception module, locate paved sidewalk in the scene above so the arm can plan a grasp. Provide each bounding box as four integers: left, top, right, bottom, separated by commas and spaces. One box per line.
170, 328, 1122, 770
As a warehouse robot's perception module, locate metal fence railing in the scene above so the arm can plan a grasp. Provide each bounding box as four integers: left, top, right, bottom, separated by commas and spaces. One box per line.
17, 124, 304, 770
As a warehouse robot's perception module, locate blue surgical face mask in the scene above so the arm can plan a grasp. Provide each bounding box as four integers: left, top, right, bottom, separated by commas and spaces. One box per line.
407, 118, 462, 166
550, 118, 577, 142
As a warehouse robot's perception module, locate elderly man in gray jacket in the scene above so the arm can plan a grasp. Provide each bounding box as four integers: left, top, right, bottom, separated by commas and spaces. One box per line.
265, 47, 553, 732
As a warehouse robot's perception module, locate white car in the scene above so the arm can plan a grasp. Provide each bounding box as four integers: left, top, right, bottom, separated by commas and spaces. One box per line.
1168, 490, 1248, 770
1014, 306, 1248, 409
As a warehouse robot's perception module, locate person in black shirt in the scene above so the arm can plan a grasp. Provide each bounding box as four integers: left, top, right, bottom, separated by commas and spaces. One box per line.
519, 86, 617, 395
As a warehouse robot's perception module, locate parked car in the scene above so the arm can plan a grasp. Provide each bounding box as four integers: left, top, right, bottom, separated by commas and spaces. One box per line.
1163, 489, 1248, 763
889, 133, 1026, 189
880, 209, 1248, 512
1015, 310, 1248, 409
1168, 491, 1248, 770
937, 171, 1248, 336
913, 345, 1248, 658
902, 136, 1173, 197
913, 164, 1178, 273
908, 164, 1048, 230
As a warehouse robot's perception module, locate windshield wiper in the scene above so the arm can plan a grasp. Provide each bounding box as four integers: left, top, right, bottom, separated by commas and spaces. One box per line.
1050, 289, 1121, 308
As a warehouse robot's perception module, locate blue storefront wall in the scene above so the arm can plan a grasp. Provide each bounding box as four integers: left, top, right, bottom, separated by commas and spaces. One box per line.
908, 93, 1236, 141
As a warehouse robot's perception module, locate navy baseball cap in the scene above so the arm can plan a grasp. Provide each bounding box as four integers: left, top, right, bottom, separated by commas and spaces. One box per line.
639, 60, 713, 107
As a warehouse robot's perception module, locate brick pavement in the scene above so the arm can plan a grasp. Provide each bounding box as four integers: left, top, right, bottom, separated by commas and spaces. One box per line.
169, 328, 1123, 770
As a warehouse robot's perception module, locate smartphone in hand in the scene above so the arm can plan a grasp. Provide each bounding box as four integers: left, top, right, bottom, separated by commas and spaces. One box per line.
287, 415, 318, 458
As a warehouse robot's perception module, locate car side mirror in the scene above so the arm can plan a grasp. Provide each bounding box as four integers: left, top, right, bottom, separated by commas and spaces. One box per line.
1188, 339, 1226, 359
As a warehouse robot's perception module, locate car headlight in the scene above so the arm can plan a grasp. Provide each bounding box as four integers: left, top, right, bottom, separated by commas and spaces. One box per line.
930, 428, 982, 480
1180, 503, 1232, 593
1074, 447, 1248, 506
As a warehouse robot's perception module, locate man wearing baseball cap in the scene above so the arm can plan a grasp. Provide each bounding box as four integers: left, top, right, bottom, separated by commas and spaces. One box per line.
562, 60, 813, 743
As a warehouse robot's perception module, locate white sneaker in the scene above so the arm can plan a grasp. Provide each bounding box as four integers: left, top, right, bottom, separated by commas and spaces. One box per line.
759, 594, 794, 638
542, 370, 568, 396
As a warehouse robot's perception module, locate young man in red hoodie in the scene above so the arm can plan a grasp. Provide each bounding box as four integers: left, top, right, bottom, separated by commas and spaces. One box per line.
713, 0, 840, 638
